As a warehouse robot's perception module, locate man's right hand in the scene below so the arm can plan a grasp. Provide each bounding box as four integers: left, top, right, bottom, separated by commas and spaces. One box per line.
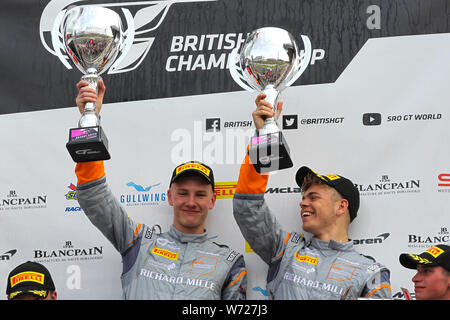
252, 93, 283, 130
75, 80, 106, 115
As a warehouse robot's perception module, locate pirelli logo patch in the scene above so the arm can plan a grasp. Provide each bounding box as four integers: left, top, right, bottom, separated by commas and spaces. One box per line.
152, 247, 179, 261
295, 253, 319, 265
176, 163, 210, 176
320, 174, 341, 181
426, 246, 444, 258
214, 182, 237, 199
10, 272, 45, 288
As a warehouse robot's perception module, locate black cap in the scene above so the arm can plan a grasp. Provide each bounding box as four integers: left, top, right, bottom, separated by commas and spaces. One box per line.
170, 161, 215, 191
399, 245, 450, 272
295, 166, 360, 222
6, 261, 56, 300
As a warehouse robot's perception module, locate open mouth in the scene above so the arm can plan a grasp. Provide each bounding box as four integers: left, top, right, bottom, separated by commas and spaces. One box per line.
301, 211, 314, 218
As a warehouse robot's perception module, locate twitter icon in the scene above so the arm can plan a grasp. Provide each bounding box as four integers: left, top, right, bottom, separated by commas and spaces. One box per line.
282, 115, 298, 129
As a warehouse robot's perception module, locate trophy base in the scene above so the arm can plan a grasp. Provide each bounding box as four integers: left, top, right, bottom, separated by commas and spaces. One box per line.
66, 126, 111, 163
249, 131, 293, 173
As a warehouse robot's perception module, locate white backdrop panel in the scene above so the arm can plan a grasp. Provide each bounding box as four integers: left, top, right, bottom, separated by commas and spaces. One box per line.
1, 33, 450, 299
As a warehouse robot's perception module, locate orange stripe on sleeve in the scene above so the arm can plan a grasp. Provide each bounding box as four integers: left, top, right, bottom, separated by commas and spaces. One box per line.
273, 235, 290, 259
284, 233, 291, 245
275, 250, 285, 259
235, 146, 269, 194
226, 270, 247, 288
127, 223, 142, 246
133, 223, 142, 237
365, 284, 392, 298
75, 161, 105, 185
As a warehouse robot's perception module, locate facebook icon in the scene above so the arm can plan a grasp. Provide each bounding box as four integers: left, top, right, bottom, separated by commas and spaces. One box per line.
206, 118, 221, 132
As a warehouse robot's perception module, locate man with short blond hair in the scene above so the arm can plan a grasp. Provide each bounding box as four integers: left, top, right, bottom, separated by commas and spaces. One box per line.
75, 81, 246, 300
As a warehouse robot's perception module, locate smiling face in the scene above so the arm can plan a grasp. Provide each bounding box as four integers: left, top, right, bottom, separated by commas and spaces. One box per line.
168, 174, 216, 234
300, 184, 340, 234
299, 182, 350, 242
412, 265, 450, 300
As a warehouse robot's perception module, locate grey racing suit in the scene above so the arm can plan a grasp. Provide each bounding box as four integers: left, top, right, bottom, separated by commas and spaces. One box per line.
232, 153, 392, 300
75, 161, 246, 300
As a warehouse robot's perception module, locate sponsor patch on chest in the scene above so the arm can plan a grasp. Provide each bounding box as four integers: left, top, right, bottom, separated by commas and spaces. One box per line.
295, 252, 319, 265
151, 247, 179, 260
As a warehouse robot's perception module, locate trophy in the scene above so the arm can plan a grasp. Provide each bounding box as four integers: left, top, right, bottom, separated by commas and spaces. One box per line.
62, 6, 124, 162
229, 27, 311, 173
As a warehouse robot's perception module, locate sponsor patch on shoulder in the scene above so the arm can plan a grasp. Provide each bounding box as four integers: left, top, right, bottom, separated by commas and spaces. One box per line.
226, 250, 239, 262
145, 227, 154, 239
367, 263, 383, 273
291, 233, 300, 243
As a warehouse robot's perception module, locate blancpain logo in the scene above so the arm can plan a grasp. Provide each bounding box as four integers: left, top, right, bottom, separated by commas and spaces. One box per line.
39, 0, 217, 74
34, 241, 104, 263
355, 175, 421, 196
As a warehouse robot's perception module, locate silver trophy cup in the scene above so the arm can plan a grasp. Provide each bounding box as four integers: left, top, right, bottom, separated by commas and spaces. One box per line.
229, 27, 311, 172
62, 6, 123, 162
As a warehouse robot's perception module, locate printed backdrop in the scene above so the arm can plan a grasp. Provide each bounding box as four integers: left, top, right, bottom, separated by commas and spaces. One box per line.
0, 0, 449, 300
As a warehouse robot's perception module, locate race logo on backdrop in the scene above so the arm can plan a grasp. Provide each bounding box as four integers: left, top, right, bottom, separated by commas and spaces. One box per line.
65, 183, 83, 213
39, 0, 218, 74
65, 183, 77, 200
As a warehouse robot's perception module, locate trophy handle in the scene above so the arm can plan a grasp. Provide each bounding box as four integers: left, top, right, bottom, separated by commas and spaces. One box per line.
228, 47, 257, 92
283, 35, 312, 89
109, 8, 135, 74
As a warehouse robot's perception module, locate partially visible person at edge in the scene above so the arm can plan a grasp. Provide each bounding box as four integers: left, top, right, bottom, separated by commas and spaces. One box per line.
6, 261, 57, 300
232, 93, 392, 300
399, 244, 450, 300
74, 80, 247, 299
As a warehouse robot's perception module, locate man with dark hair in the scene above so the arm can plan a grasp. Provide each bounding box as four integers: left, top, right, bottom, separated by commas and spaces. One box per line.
232, 93, 392, 300
399, 244, 450, 300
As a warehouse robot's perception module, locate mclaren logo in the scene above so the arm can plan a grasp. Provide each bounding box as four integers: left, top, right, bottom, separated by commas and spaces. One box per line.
1, 249, 17, 261
39, 0, 217, 74
352, 233, 390, 245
